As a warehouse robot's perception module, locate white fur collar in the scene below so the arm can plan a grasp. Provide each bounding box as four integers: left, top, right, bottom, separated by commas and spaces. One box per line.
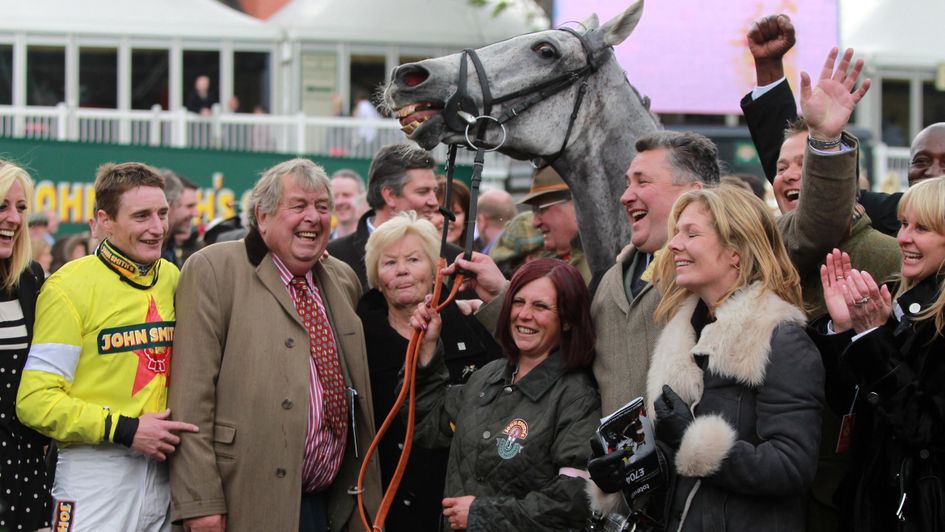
646, 283, 806, 416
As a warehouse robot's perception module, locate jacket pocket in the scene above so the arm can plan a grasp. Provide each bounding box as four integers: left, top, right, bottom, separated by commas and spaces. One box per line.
213, 421, 237, 461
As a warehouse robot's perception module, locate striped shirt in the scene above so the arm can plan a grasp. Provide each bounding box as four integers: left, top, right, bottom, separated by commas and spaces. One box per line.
271, 254, 346, 492
0, 297, 28, 351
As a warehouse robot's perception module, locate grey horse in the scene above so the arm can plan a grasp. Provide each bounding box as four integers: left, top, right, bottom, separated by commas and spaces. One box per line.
384, 0, 660, 273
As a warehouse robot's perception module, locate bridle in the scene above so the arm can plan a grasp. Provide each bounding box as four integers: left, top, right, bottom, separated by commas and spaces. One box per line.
440, 26, 609, 264
443, 26, 607, 159
356, 27, 610, 532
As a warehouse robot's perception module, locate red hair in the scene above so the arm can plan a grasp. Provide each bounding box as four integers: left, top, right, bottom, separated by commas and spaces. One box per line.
496, 258, 596, 372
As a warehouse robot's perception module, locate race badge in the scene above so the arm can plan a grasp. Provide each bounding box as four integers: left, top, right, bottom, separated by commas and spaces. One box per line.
54, 499, 76, 532
495, 418, 528, 460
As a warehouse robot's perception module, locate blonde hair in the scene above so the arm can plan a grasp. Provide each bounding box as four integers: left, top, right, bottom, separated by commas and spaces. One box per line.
895, 176, 945, 335
364, 211, 440, 289
0, 161, 35, 291
654, 185, 803, 322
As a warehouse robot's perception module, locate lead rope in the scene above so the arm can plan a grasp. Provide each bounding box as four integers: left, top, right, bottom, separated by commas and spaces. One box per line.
358, 139, 489, 531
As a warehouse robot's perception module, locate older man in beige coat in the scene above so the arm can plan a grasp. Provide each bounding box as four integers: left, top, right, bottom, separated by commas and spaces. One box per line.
168, 159, 380, 532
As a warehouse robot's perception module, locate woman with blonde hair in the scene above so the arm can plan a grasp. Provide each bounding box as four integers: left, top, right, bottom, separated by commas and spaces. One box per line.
590, 186, 824, 530
820, 176, 945, 531
0, 160, 51, 530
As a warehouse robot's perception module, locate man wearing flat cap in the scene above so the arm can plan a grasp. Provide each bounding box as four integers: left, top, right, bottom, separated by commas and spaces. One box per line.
519, 165, 590, 282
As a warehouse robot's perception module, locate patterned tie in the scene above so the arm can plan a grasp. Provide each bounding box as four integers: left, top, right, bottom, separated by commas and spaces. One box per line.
290, 277, 349, 440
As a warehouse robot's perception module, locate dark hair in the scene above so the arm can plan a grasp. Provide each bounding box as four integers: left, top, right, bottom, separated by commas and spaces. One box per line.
635, 131, 721, 185
722, 173, 766, 199
366, 144, 436, 209
437, 177, 471, 243
496, 258, 595, 373
94, 162, 165, 218
783, 116, 809, 142
50, 234, 91, 274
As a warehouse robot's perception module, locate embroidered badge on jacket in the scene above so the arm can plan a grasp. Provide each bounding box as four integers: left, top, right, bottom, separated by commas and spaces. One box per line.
496, 418, 528, 459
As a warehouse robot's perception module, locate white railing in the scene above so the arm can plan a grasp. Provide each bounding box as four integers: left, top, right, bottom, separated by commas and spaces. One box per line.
872, 143, 911, 193
0, 103, 512, 181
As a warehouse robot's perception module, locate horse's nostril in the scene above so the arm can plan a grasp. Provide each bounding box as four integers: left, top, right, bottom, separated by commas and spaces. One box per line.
398, 65, 429, 88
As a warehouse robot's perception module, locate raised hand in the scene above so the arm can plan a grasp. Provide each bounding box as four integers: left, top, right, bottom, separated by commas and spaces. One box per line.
800, 48, 872, 141
747, 14, 796, 85
748, 14, 795, 59
820, 249, 854, 333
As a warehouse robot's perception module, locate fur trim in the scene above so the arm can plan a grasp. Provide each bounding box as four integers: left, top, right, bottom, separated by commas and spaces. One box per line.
675, 414, 736, 477
646, 283, 806, 416
585, 479, 625, 515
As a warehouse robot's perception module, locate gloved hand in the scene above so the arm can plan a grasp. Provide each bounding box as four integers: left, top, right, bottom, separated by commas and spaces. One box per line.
654, 385, 694, 450
587, 438, 630, 494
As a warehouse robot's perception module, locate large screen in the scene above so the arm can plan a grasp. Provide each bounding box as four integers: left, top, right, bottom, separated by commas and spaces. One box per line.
553, 0, 839, 114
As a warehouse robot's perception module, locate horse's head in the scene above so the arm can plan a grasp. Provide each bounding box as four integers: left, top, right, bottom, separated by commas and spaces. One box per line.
384, 0, 644, 158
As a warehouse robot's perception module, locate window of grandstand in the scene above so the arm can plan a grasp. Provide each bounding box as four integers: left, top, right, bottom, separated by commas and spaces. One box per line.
349, 54, 384, 112
923, 80, 945, 127
882, 79, 910, 147
131, 49, 169, 110
0, 45, 11, 105
27, 46, 65, 106
79, 47, 117, 108
183, 50, 221, 112
234, 51, 270, 113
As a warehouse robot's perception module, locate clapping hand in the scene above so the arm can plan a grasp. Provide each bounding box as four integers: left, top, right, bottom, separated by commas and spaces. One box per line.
820, 248, 854, 332
842, 269, 892, 334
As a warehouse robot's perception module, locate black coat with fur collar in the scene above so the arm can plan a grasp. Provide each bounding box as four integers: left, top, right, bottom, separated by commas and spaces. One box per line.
646, 284, 824, 532
836, 274, 945, 532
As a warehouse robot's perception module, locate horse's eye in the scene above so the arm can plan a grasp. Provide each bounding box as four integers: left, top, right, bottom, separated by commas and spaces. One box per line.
533, 42, 558, 60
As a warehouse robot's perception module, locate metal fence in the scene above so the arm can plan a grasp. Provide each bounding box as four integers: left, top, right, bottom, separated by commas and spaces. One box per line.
0, 103, 513, 181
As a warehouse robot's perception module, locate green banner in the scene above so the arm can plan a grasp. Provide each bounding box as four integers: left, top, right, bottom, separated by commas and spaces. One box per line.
0, 137, 471, 233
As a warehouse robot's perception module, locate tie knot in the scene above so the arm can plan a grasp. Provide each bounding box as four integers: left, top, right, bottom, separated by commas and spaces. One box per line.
290, 276, 309, 291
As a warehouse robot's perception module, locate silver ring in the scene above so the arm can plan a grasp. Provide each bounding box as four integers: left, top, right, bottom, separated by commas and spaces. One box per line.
464, 115, 507, 152
855, 297, 870, 306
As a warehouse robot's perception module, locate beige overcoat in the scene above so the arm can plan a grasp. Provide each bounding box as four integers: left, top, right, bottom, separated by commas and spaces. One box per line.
167, 235, 381, 532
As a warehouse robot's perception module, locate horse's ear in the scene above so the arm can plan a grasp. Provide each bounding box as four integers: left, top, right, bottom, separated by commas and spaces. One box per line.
600, 0, 644, 47
580, 13, 600, 32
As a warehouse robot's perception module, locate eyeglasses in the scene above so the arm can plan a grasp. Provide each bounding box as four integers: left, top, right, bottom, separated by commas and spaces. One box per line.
530, 198, 569, 216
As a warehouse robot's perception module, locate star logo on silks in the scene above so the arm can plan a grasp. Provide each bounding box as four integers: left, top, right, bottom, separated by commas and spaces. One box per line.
132, 296, 171, 395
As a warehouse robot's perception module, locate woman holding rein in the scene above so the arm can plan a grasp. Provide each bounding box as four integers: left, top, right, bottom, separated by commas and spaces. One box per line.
820, 176, 945, 531
359, 211, 500, 531
409, 258, 600, 531
0, 161, 50, 531
590, 186, 824, 530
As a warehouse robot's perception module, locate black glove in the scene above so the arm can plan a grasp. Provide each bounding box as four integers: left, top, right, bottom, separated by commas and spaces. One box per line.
654, 385, 694, 450
587, 437, 631, 494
